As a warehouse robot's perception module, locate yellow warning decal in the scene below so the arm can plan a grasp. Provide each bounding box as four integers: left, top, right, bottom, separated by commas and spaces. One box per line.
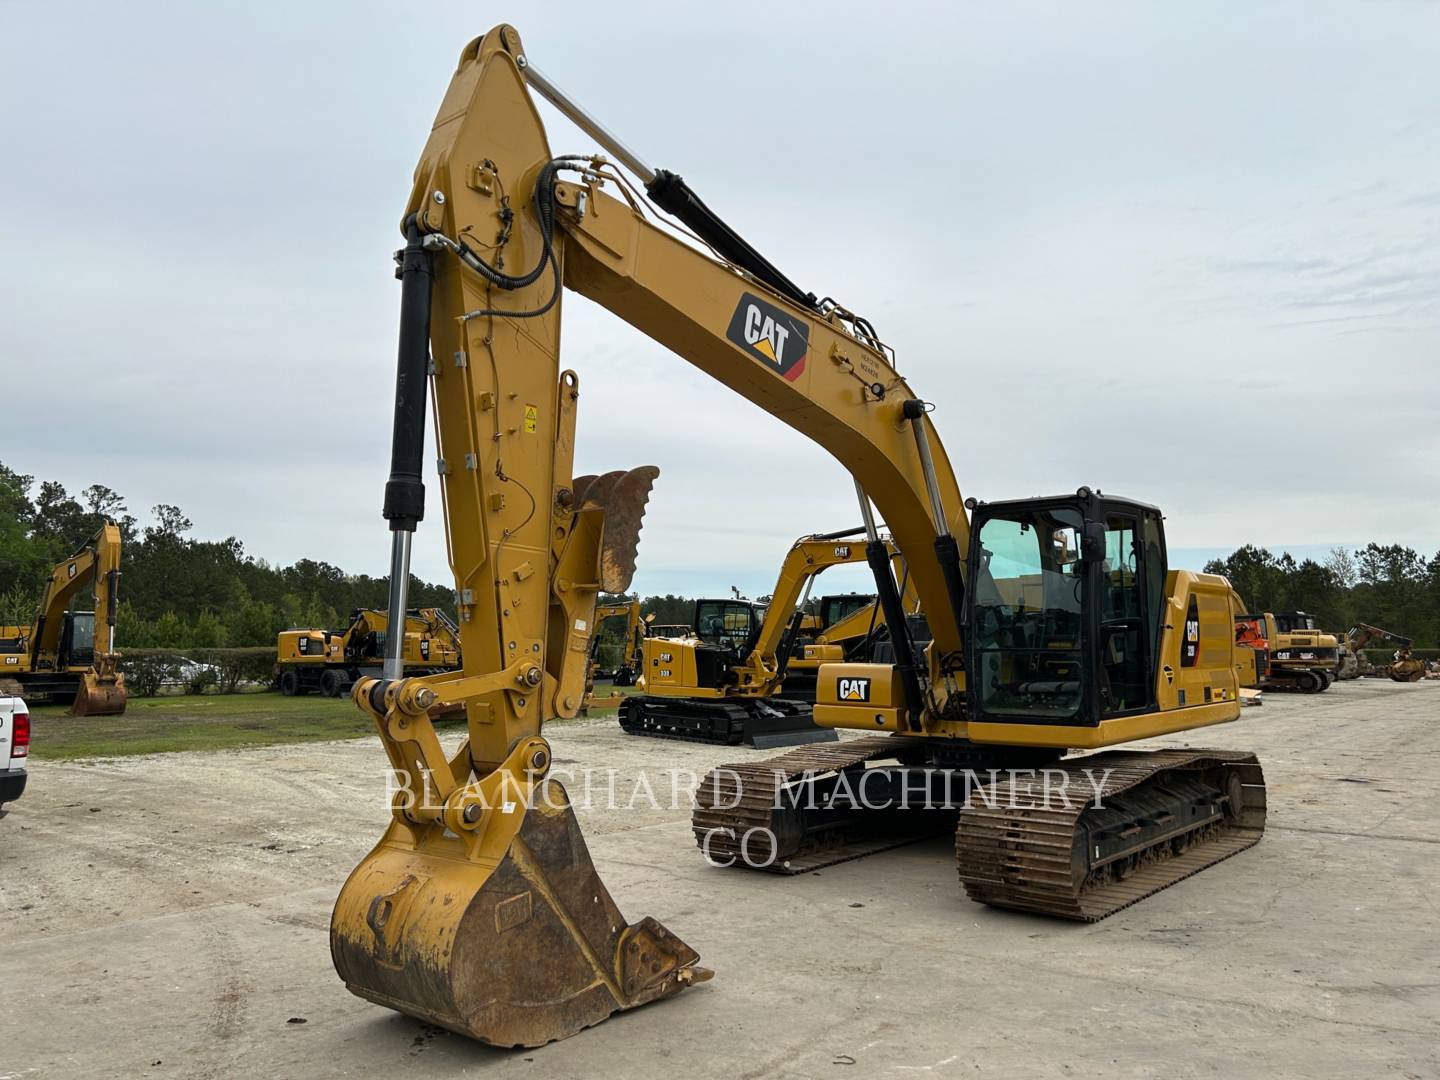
523, 404, 538, 434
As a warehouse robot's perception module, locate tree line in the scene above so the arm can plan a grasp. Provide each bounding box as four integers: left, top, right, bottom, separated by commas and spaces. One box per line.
0, 462, 454, 647
8, 460, 1432, 651
1203, 544, 1439, 645
0, 461, 707, 652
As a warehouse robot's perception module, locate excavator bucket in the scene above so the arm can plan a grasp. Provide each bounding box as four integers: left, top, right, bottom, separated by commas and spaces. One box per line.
572, 466, 659, 592
332, 779, 710, 1047
1389, 659, 1425, 682
69, 670, 127, 717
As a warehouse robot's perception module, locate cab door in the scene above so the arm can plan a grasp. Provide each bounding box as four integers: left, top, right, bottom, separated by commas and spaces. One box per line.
1094, 508, 1165, 717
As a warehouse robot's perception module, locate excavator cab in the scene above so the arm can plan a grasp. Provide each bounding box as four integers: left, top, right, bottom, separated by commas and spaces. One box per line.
967, 490, 1168, 725
692, 599, 761, 653
57, 611, 97, 669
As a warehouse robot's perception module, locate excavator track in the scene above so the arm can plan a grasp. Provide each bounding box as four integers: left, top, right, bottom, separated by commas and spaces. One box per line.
1262, 671, 1330, 693
620, 695, 836, 749
692, 736, 947, 873
956, 748, 1266, 921
0, 678, 24, 699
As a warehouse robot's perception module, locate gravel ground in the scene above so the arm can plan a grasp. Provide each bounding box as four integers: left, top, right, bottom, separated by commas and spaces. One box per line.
2, 678, 1438, 1079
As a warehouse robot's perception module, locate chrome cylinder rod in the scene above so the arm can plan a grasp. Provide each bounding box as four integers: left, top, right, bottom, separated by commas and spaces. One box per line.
517, 56, 657, 184
908, 413, 948, 535
383, 530, 413, 681
855, 478, 880, 542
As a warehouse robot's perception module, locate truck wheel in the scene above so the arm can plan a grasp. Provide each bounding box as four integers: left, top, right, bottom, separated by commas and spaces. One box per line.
320, 669, 348, 698
279, 670, 301, 697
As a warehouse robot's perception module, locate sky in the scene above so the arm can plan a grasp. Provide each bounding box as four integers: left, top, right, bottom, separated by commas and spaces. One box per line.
2, 1, 1437, 599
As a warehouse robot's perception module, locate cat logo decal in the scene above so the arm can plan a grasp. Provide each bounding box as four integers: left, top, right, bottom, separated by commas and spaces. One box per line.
726, 292, 809, 381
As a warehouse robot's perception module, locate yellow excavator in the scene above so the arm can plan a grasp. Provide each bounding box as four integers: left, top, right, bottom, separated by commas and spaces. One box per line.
588, 599, 646, 686
0, 520, 126, 715
577, 599, 648, 712
781, 576, 924, 700
275, 606, 460, 697
620, 530, 888, 746
1233, 611, 1337, 692
330, 25, 1267, 1048
1268, 611, 1341, 687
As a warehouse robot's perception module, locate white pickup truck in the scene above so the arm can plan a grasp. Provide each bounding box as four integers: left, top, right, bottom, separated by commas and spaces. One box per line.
0, 695, 29, 811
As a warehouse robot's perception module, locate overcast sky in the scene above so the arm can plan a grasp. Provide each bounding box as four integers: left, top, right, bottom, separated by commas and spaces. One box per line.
3, 2, 1437, 599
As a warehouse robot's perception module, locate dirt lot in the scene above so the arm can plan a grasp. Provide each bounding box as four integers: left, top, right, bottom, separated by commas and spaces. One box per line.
3, 680, 1438, 1079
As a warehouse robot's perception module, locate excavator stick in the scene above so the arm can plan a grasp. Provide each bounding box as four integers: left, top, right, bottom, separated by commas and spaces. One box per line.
330, 462, 706, 1045
68, 669, 127, 716
332, 777, 709, 1047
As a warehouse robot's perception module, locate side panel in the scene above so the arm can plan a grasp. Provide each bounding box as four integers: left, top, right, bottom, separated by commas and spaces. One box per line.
1155, 571, 1243, 711
812, 663, 903, 732
639, 638, 725, 699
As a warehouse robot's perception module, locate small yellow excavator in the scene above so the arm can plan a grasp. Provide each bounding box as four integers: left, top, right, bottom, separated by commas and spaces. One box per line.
329, 25, 1267, 1047
588, 599, 646, 686
780, 576, 923, 699
0, 520, 126, 715
577, 599, 648, 712
275, 607, 459, 697
620, 531, 886, 746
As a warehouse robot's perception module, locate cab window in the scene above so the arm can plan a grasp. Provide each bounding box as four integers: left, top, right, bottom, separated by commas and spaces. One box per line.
1098, 515, 1147, 714
972, 509, 1086, 720
694, 600, 756, 652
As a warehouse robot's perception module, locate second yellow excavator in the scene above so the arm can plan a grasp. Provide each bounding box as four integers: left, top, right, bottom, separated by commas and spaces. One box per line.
588, 599, 646, 686
780, 578, 923, 700
328, 24, 1268, 1048
0, 520, 127, 716
620, 530, 887, 746
275, 606, 460, 697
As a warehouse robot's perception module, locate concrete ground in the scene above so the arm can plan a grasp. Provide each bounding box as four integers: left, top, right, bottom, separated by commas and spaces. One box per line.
3, 679, 1438, 1079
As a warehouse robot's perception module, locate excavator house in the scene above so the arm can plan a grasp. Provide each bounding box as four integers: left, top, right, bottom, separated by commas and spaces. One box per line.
330, 24, 1267, 1048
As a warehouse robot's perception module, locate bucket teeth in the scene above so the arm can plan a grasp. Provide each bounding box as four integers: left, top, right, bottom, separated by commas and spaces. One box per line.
571, 465, 658, 594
